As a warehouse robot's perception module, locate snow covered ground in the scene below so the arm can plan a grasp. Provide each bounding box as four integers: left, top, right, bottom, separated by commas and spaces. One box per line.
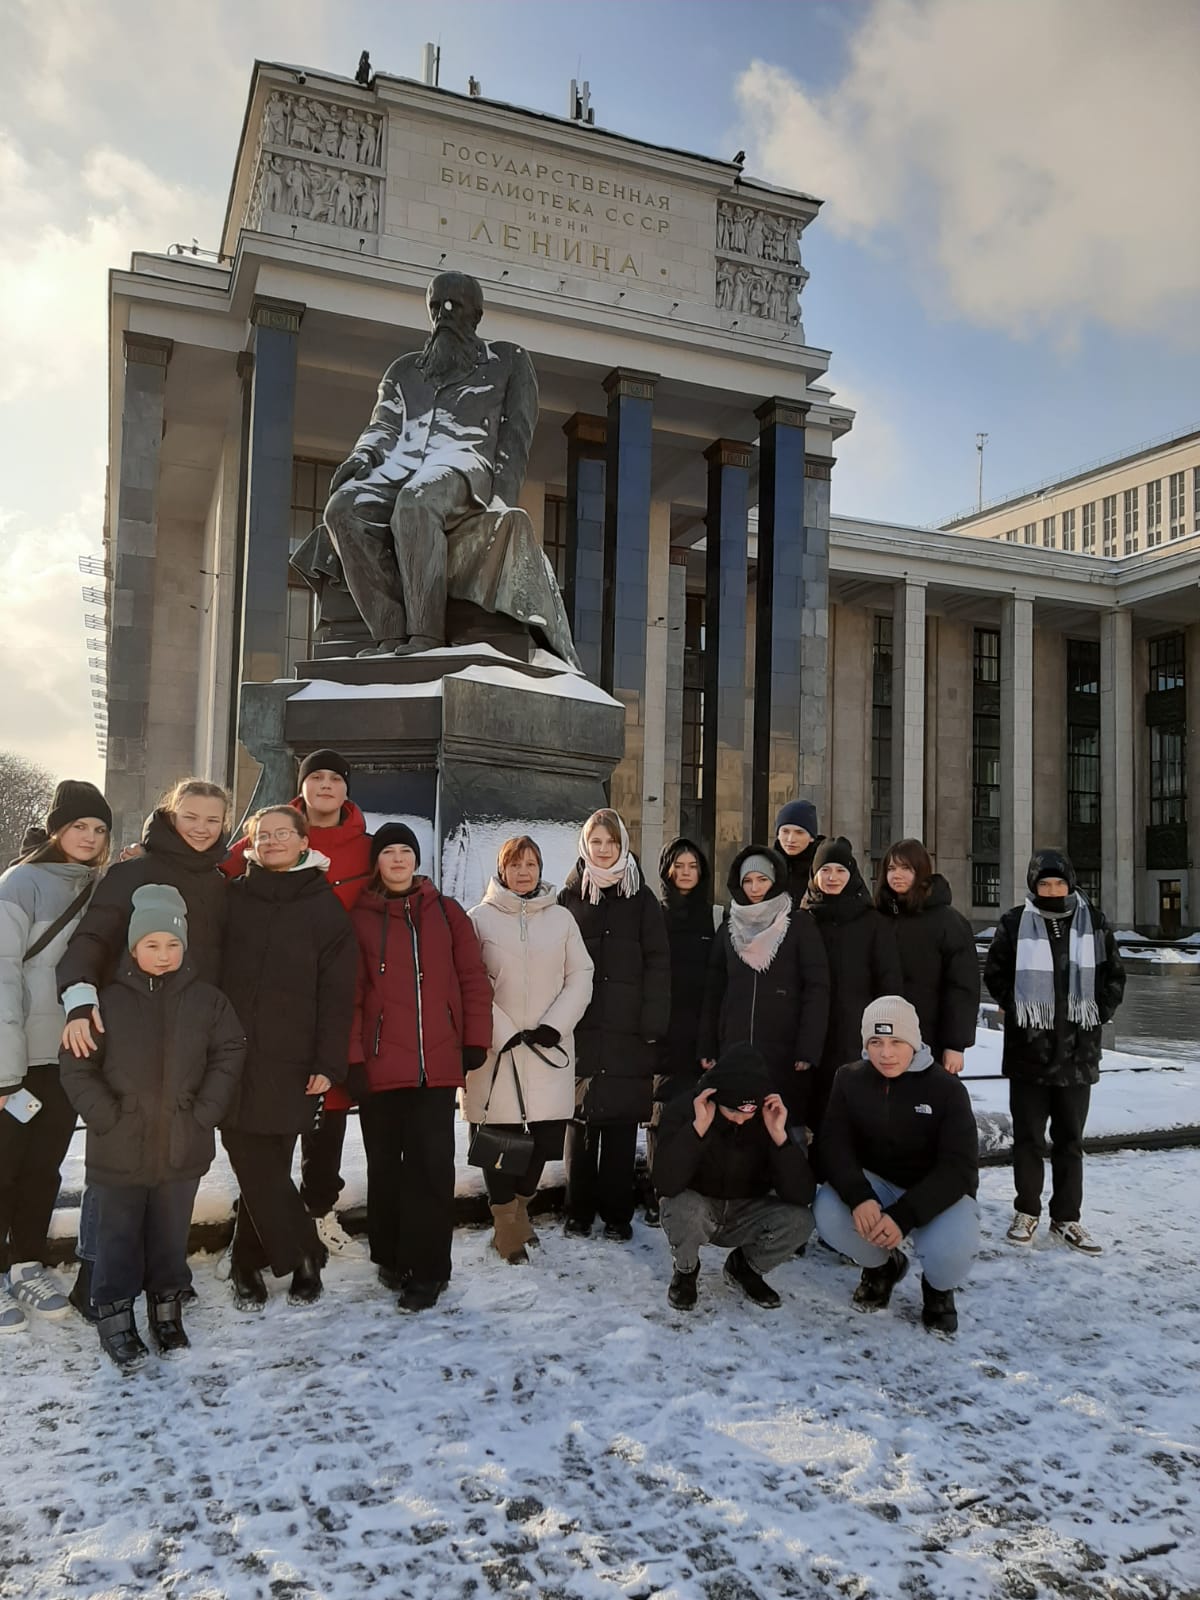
4, 1148, 1200, 1600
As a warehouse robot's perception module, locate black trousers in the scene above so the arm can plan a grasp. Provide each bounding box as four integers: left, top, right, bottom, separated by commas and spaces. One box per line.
0, 1063, 78, 1271
299, 1109, 348, 1218
479, 1119, 566, 1206
91, 1178, 200, 1305
1009, 1080, 1092, 1222
359, 1087, 457, 1284
222, 1130, 321, 1278
564, 1120, 638, 1227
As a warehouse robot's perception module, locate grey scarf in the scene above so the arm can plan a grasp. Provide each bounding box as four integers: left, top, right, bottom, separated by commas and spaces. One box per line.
1013, 893, 1101, 1030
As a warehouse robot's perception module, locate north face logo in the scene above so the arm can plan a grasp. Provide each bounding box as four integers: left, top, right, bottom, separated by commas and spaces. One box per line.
914, 1103, 932, 1115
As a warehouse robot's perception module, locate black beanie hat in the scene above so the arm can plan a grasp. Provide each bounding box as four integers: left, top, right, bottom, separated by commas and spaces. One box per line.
775, 799, 819, 838
46, 780, 112, 836
1027, 849, 1076, 895
298, 749, 351, 787
812, 835, 855, 874
705, 1043, 773, 1108
371, 822, 421, 869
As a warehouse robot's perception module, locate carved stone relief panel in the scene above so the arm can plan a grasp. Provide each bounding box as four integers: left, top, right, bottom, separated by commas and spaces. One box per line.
244, 88, 385, 234
714, 200, 809, 327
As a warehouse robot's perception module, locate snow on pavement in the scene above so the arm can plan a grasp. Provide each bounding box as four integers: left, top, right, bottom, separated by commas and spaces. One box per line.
4, 1149, 1199, 1600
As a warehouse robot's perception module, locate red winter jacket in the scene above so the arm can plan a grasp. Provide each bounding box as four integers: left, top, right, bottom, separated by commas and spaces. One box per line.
350, 879, 492, 1092
221, 800, 372, 1109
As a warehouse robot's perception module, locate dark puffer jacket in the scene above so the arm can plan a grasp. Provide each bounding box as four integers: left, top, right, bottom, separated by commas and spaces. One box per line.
652, 1088, 815, 1207
350, 879, 492, 1093
58, 811, 229, 993
802, 866, 904, 1087
698, 847, 830, 1113
820, 1051, 979, 1236
221, 861, 357, 1134
656, 838, 718, 1098
877, 874, 980, 1059
984, 900, 1125, 1087
558, 862, 671, 1125
60, 955, 245, 1188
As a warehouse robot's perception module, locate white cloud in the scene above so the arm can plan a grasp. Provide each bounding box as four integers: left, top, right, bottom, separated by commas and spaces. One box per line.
736, 0, 1200, 339
820, 373, 906, 522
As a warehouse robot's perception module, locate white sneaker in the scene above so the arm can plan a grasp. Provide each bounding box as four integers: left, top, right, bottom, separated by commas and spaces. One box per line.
6, 1262, 71, 1320
0, 1293, 27, 1334
214, 1243, 233, 1281
1006, 1212, 1039, 1246
315, 1213, 363, 1258
1050, 1220, 1103, 1255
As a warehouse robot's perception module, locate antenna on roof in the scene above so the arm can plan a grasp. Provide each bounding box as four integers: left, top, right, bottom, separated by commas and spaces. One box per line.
421, 42, 441, 87
976, 433, 989, 511
568, 78, 595, 124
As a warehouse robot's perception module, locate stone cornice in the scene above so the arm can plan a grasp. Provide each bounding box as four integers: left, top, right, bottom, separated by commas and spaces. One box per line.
250, 294, 305, 334
123, 331, 174, 367
562, 412, 607, 447
756, 397, 810, 431
704, 438, 753, 471
603, 368, 658, 402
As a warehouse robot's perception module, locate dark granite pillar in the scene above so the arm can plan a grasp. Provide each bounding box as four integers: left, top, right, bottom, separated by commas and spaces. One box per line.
802, 453, 833, 828
106, 331, 173, 847
751, 398, 814, 843
602, 368, 657, 847
562, 412, 606, 684
240, 296, 303, 686
702, 438, 752, 887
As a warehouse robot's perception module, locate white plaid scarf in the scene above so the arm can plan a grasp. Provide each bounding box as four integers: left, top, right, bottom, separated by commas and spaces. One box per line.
1014, 894, 1100, 1030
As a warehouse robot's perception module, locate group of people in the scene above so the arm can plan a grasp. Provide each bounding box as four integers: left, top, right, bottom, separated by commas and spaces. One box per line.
0, 758, 1126, 1365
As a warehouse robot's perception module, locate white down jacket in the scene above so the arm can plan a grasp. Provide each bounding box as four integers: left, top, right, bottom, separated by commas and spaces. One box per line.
465, 879, 594, 1124
0, 860, 97, 1091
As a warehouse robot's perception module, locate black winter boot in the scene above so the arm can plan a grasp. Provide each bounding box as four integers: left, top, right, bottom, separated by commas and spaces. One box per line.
287, 1257, 323, 1306
69, 1259, 98, 1324
668, 1266, 699, 1310
852, 1249, 909, 1311
231, 1262, 268, 1313
921, 1277, 959, 1335
96, 1300, 148, 1367
398, 1278, 447, 1313
723, 1248, 781, 1309
148, 1291, 190, 1355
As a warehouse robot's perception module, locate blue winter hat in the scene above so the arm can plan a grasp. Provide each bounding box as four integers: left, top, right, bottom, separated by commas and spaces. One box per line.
775, 799, 818, 838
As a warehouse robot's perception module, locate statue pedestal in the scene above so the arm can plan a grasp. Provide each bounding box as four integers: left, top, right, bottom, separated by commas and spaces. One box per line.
239, 647, 624, 902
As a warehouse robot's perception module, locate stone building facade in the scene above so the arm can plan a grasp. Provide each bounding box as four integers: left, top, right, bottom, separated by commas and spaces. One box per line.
101, 60, 1200, 933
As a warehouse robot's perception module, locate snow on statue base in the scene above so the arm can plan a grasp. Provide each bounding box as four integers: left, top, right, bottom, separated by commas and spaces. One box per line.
238, 645, 624, 900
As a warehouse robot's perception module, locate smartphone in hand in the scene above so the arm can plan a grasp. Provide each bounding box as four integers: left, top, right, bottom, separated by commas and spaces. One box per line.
3, 1088, 43, 1123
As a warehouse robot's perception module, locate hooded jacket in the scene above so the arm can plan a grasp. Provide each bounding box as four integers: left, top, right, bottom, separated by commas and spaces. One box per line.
57, 810, 229, 998
60, 953, 245, 1188
802, 859, 904, 1081
983, 854, 1125, 1087
876, 874, 980, 1058
657, 837, 719, 1088
350, 877, 493, 1093
221, 856, 357, 1133
465, 878, 594, 1124
652, 1082, 816, 1207
557, 859, 671, 1124
698, 847, 830, 1097
819, 1048, 979, 1236
0, 859, 98, 1090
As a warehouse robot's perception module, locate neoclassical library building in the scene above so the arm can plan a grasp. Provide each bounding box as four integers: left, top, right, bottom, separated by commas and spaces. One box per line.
101, 58, 1200, 933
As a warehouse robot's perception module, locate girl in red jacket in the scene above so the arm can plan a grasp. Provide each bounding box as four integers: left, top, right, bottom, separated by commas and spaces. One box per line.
349, 824, 491, 1313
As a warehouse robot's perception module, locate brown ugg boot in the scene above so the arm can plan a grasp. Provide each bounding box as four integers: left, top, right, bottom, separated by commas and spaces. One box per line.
491, 1200, 533, 1264
514, 1194, 540, 1248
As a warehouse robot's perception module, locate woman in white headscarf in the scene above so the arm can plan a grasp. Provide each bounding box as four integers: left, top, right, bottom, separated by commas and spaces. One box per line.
557, 810, 670, 1241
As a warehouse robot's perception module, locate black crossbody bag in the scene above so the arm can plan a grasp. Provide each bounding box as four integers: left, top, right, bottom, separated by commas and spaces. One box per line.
468, 1048, 536, 1176
23, 883, 94, 964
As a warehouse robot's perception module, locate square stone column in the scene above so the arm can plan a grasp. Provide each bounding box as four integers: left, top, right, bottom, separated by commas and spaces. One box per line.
1100, 607, 1136, 924
240, 296, 303, 687
562, 413, 606, 683
640, 499, 672, 873
106, 331, 173, 847
890, 577, 927, 843
1188, 624, 1200, 930
751, 399, 814, 841
999, 595, 1035, 909
802, 452, 834, 828
663, 550, 688, 845
602, 368, 658, 848
702, 438, 751, 886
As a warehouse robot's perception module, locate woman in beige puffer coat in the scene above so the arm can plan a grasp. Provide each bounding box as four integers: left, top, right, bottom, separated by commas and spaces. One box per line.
466, 836, 593, 1262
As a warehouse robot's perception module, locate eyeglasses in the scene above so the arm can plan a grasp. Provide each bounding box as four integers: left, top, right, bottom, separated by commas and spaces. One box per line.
257, 829, 301, 843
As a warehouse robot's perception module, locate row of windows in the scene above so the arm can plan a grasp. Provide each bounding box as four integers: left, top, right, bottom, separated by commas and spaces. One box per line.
1003, 467, 1200, 554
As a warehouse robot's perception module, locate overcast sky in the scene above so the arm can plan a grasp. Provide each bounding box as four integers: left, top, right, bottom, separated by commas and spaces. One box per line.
2, 0, 1197, 787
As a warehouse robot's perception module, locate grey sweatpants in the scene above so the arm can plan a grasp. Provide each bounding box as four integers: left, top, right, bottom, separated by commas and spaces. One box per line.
660, 1190, 813, 1275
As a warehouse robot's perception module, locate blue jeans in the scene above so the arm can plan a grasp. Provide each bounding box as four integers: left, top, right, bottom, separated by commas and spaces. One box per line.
91, 1179, 200, 1306
813, 1173, 979, 1292
77, 1185, 99, 1262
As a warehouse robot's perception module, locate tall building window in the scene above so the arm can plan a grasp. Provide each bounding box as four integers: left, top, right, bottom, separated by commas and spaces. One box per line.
1023, 522, 1036, 545
287, 457, 337, 672
1042, 515, 1056, 549
1148, 632, 1185, 693
1146, 479, 1163, 546
1061, 508, 1076, 551
1168, 470, 1186, 539
1102, 494, 1117, 556
1067, 638, 1100, 696
1123, 486, 1139, 554
1081, 502, 1095, 552
971, 627, 1001, 907
1004, 527, 1017, 542
542, 493, 567, 586
870, 616, 893, 865
973, 628, 1000, 684
1067, 724, 1101, 824
1194, 466, 1200, 532
1150, 726, 1186, 825
971, 862, 1000, 909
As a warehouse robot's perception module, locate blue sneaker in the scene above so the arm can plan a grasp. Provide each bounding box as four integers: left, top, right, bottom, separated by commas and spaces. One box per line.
7, 1263, 71, 1320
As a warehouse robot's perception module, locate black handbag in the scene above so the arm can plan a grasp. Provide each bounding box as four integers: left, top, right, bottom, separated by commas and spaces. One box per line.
467, 1049, 535, 1176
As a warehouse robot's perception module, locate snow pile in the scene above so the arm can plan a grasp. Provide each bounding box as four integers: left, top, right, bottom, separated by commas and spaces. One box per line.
6, 1150, 1200, 1599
